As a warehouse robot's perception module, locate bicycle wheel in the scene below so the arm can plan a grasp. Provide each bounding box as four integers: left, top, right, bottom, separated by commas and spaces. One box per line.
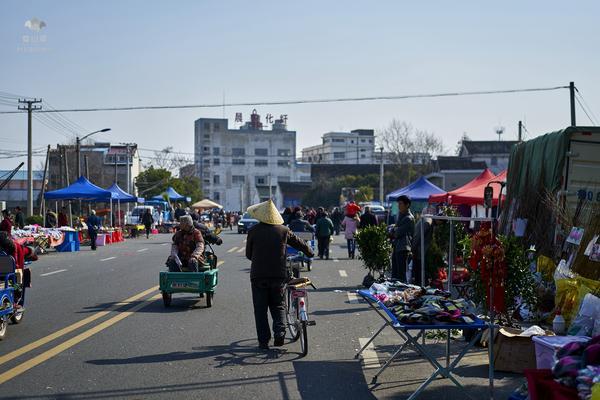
286, 292, 300, 341
299, 321, 308, 357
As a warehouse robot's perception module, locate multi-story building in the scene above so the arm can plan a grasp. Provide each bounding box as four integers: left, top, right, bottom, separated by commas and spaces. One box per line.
0, 170, 44, 210
47, 142, 141, 195
301, 129, 376, 164
194, 111, 308, 211
458, 140, 518, 174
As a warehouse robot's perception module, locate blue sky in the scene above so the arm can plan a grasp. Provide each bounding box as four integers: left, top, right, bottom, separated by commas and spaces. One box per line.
1, 1, 599, 170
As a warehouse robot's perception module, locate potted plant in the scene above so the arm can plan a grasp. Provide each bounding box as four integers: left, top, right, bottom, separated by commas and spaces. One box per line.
355, 224, 392, 287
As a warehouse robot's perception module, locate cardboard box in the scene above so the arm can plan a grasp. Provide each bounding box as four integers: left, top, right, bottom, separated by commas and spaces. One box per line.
493, 327, 554, 373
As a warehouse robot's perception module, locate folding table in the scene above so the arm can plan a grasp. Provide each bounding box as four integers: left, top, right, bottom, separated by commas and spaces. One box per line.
355, 289, 491, 400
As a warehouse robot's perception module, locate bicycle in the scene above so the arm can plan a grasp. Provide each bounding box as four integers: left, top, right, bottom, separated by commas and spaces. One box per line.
285, 256, 316, 357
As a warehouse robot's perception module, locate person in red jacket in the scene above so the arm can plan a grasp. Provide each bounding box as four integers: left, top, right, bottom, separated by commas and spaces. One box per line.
0, 209, 13, 233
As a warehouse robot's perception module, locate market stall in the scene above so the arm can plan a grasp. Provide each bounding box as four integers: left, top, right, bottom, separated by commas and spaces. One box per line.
191, 199, 223, 210
151, 187, 190, 203
386, 176, 445, 215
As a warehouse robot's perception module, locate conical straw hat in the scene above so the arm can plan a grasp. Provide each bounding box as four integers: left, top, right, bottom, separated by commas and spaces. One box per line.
246, 199, 283, 225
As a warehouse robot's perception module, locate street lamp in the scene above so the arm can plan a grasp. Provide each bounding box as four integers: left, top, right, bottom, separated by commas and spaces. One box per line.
76, 128, 111, 178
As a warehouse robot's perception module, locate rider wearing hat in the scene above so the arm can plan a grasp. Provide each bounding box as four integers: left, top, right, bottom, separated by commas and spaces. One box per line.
245, 200, 314, 350
167, 215, 205, 272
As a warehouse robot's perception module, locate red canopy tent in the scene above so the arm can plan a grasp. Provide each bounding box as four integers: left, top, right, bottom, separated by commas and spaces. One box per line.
429, 169, 506, 206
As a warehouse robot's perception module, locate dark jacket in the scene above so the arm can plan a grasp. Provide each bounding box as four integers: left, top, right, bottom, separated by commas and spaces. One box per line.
14, 212, 25, 229
360, 212, 378, 228
315, 217, 334, 237
87, 215, 101, 234
393, 211, 415, 252
246, 223, 314, 281
142, 212, 154, 227
288, 218, 315, 233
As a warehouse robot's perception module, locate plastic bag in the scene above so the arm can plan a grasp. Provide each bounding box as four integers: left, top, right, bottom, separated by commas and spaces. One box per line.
568, 293, 600, 336
554, 259, 576, 283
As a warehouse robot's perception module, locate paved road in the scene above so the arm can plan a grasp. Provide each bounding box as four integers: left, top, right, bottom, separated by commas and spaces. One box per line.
0, 231, 519, 399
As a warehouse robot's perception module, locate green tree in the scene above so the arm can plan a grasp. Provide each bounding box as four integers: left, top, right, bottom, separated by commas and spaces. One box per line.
355, 185, 374, 202
171, 176, 203, 203
135, 167, 172, 198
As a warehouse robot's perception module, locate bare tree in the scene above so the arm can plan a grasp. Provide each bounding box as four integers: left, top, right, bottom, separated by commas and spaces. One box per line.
455, 132, 471, 155
151, 147, 191, 173
377, 119, 444, 164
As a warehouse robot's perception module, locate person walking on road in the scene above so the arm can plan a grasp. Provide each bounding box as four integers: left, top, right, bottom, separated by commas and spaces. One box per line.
142, 208, 154, 238
331, 207, 343, 235
315, 211, 334, 259
87, 210, 101, 251
288, 211, 315, 233
341, 214, 360, 259
391, 195, 415, 282
359, 206, 378, 228
245, 200, 314, 351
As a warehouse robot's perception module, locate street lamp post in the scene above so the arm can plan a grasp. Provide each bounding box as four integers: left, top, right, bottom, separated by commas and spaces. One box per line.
76, 128, 111, 179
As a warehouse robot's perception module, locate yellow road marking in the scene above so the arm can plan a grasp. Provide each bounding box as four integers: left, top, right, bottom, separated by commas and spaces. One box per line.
217, 260, 225, 267
227, 246, 238, 253
0, 293, 162, 385
236, 247, 245, 253
0, 285, 158, 367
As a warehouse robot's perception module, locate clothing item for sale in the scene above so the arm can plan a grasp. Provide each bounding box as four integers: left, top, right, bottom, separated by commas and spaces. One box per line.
552, 335, 600, 391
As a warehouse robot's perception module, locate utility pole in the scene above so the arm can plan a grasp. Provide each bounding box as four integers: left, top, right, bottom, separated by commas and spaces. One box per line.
379, 147, 384, 204
126, 144, 131, 216
569, 81, 576, 126
518, 121, 523, 142
39, 145, 51, 216
18, 98, 42, 217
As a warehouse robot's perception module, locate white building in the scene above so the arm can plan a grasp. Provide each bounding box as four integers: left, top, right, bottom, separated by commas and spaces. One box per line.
194, 111, 310, 211
301, 129, 376, 164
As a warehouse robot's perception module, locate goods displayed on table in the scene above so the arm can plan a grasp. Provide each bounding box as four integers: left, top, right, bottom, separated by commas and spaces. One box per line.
11, 226, 73, 248
368, 281, 478, 325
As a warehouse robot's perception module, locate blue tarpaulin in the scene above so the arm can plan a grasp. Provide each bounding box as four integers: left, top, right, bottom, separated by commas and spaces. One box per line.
386, 176, 445, 202
151, 186, 190, 202
44, 176, 113, 201
106, 183, 143, 203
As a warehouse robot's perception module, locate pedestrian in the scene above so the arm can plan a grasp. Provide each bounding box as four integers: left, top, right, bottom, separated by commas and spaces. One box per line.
391, 195, 415, 282
344, 201, 361, 218
331, 207, 343, 235
359, 206, 378, 228
281, 207, 293, 226
167, 215, 205, 272
245, 200, 314, 350
174, 203, 186, 221
315, 211, 334, 259
14, 206, 25, 229
0, 210, 13, 233
288, 211, 315, 233
142, 208, 154, 239
87, 209, 101, 251
45, 210, 57, 228
58, 207, 68, 227
341, 213, 360, 259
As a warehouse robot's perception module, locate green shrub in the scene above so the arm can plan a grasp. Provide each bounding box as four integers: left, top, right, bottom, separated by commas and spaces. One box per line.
25, 215, 43, 226
355, 224, 392, 278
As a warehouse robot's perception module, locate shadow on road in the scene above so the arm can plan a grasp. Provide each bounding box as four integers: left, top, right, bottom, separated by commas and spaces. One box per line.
86, 339, 304, 367
293, 360, 377, 399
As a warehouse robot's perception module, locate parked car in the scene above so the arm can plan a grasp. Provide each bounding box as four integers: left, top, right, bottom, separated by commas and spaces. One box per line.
368, 205, 388, 225
127, 206, 155, 225
237, 212, 258, 234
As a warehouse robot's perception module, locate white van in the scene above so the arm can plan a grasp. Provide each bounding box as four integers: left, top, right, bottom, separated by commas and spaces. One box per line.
127, 206, 155, 225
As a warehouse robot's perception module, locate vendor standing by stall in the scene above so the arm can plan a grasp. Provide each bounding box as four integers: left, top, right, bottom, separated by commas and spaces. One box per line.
87, 210, 101, 251
142, 209, 154, 239
392, 195, 414, 282
1, 210, 13, 233
245, 200, 314, 350
14, 207, 24, 230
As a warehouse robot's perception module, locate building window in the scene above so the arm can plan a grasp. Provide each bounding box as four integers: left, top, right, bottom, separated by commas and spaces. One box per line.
213, 158, 220, 166
308, 156, 312, 162
332, 138, 345, 143
360, 148, 366, 152
255, 159, 268, 167
361, 139, 366, 143
361, 154, 366, 158
232, 159, 245, 165
232, 148, 245, 157
232, 175, 245, 184
277, 160, 290, 168
333, 152, 345, 159
369, 139, 373, 143
277, 176, 290, 182
213, 175, 220, 184
213, 147, 220, 156
213, 191, 220, 201
203, 134, 210, 139
256, 176, 267, 185
277, 149, 290, 157
203, 146, 210, 154
203, 179, 210, 186
203, 159, 210, 165
491, 156, 498, 166
214, 123, 220, 131
203, 122, 210, 130
255, 148, 268, 156
350, 140, 354, 144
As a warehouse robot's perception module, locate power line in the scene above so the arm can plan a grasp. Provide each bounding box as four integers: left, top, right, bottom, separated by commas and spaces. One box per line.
574, 95, 598, 126
0, 85, 569, 115
574, 88, 599, 126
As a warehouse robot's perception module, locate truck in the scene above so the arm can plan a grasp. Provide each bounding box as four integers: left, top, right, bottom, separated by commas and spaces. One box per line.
502, 126, 600, 254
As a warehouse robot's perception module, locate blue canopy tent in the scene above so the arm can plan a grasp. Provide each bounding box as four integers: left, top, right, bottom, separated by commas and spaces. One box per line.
151, 187, 191, 202
45, 176, 115, 227
106, 183, 143, 227
386, 176, 445, 216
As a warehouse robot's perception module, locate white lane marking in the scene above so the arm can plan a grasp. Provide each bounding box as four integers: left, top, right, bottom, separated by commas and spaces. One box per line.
333, 258, 340, 263
100, 257, 116, 262
40, 269, 67, 277
339, 269, 348, 277
236, 247, 245, 253
227, 247, 238, 253
137, 248, 148, 253
347, 292, 361, 304
358, 338, 381, 369
161, 243, 170, 246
